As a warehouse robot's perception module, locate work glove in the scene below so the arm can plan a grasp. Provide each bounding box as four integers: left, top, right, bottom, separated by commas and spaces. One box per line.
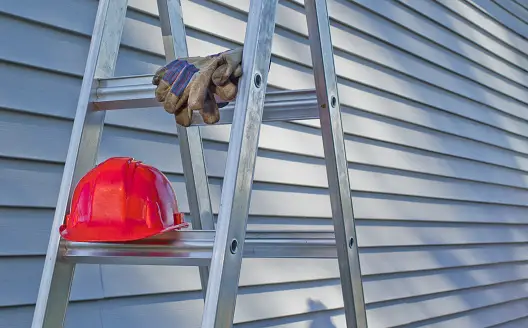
152, 47, 243, 127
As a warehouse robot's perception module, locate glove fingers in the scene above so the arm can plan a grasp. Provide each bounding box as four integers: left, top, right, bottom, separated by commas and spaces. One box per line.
211, 64, 228, 86
220, 48, 243, 85
221, 62, 238, 84
233, 64, 242, 78
188, 59, 220, 111
163, 93, 181, 114
210, 81, 237, 102
174, 86, 191, 113
212, 62, 239, 86
175, 105, 193, 127
200, 89, 220, 125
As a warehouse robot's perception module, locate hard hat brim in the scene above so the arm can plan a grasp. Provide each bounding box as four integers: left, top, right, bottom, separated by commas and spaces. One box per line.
59, 221, 190, 243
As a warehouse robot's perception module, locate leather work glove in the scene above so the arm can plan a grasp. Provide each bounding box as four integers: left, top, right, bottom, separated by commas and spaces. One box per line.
152, 47, 243, 127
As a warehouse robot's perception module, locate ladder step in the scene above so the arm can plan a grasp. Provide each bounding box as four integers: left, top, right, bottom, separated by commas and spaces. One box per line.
59, 230, 336, 266
92, 75, 319, 124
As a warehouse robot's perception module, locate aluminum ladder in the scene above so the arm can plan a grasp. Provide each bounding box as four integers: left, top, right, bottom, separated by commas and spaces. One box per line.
31, 0, 367, 327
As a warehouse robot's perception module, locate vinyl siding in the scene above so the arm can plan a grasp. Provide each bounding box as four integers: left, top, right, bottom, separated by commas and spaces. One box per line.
1, 0, 528, 327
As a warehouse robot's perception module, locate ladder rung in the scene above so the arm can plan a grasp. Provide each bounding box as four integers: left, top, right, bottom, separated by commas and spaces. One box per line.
59, 230, 337, 266
92, 75, 319, 124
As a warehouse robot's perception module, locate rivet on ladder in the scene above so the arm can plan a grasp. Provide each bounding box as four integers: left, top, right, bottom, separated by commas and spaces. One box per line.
230, 239, 239, 254
254, 73, 262, 88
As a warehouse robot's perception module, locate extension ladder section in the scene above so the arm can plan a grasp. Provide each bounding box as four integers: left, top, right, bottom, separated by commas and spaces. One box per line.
31, 0, 367, 327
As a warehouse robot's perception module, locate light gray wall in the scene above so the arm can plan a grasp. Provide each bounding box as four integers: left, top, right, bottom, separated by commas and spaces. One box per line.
1, 0, 528, 327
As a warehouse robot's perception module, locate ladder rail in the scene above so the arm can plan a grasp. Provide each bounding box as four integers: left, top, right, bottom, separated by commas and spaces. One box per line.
305, 0, 367, 326
201, 0, 279, 326
156, 0, 216, 301
31, 0, 129, 327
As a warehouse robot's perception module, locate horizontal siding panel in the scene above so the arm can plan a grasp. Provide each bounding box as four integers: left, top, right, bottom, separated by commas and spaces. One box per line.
359, 244, 528, 274
309, 110, 528, 174
0, 208, 55, 255
493, 0, 528, 23
399, 0, 528, 57
98, 260, 528, 305
97, 282, 346, 327
493, 315, 528, 328
234, 310, 345, 328
412, 297, 528, 328
350, 0, 528, 79
0, 62, 82, 117
0, 257, 103, 307
234, 282, 344, 325
516, 0, 528, 8
101, 259, 339, 298
329, 0, 528, 89
305, 0, 528, 91
101, 294, 204, 328
513, 0, 528, 10
0, 12, 89, 75
465, 0, 528, 40
351, 194, 528, 224
3, 282, 527, 328
367, 280, 528, 327
0, 303, 103, 328
0, 283, 338, 328
351, 221, 528, 247
0, 110, 71, 162
0, 0, 97, 36
50, 279, 528, 328
364, 262, 528, 304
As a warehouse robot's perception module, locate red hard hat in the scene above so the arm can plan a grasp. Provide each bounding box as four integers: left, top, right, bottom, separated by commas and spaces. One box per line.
59, 157, 189, 242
